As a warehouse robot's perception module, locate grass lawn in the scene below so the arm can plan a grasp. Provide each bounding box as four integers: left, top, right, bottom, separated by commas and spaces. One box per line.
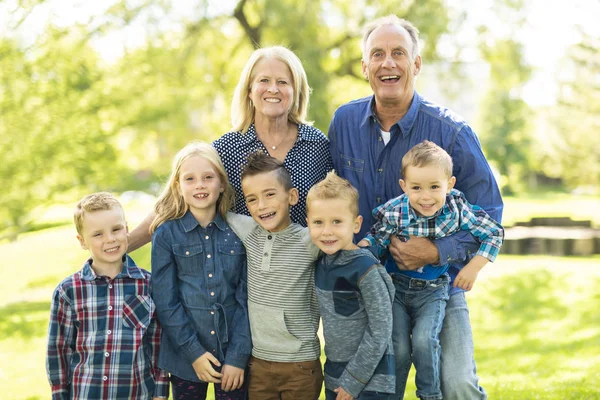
1, 194, 599, 399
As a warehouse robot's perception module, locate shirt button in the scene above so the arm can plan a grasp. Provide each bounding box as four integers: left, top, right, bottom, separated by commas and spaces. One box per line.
205, 235, 209, 239
185, 251, 190, 255
268, 235, 272, 240
210, 311, 215, 315
208, 273, 213, 278
230, 250, 235, 254
108, 306, 113, 311
107, 330, 112, 335
210, 292, 215, 296
108, 284, 113, 289
378, 168, 383, 172
376, 197, 381, 203
207, 254, 211, 259
264, 252, 268, 257
212, 349, 216, 353
378, 136, 383, 141
104, 352, 109, 357
102, 376, 108, 381
211, 330, 215, 335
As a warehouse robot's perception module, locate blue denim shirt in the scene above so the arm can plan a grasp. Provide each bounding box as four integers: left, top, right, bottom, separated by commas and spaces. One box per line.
151, 211, 251, 381
328, 92, 503, 294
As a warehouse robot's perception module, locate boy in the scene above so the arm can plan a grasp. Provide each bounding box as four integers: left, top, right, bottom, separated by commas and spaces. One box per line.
46, 192, 169, 400
226, 152, 323, 400
358, 140, 504, 400
306, 171, 396, 400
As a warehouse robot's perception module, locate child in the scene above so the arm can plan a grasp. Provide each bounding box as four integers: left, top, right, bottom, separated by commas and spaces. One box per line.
46, 192, 169, 400
306, 171, 396, 400
358, 140, 504, 400
226, 152, 323, 400
149, 142, 252, 399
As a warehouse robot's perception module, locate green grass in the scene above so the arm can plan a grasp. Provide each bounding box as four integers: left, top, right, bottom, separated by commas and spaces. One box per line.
1, 195, 599, 399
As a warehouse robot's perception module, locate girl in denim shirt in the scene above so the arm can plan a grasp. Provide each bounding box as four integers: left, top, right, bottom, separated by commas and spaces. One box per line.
150, 142, 252, 400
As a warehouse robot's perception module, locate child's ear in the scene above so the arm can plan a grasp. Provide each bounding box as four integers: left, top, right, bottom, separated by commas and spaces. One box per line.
289, 188, 299, 206
448, 176, 456, 192
399, 179, 407, 192
354, 215, 363, 234
77, 234, 87, 250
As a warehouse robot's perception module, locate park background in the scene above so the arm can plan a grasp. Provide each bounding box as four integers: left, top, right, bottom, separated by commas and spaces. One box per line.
1, 0, 599, 398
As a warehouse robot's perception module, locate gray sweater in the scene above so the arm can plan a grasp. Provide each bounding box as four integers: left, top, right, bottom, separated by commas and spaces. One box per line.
315, 248, 395, 397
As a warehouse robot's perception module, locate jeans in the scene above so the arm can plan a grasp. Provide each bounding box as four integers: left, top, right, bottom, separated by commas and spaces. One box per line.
391, 274, 449, 400
393, 287, 487, 400
439, 292, 487, 400
170, 374, 247, 400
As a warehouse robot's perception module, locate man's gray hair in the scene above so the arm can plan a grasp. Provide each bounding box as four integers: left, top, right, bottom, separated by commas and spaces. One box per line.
361, 15, 420, 60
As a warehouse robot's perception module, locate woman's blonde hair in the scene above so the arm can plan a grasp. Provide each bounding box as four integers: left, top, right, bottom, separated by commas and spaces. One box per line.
150, 142, 234, 233
231, 45, 312, 133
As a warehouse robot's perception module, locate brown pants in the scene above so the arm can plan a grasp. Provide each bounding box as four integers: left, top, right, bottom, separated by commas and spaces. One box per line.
248, 356, 323, 400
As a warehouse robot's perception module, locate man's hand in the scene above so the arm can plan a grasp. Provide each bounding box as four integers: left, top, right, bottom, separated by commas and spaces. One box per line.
192, 352, 223, 383
334, 386, 354, 400
220, 364, 245, 392
389, 236, 439, 270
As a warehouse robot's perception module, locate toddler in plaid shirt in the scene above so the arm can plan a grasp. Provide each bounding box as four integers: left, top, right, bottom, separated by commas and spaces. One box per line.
358, 141, 503, 400
46, 192, 169, 400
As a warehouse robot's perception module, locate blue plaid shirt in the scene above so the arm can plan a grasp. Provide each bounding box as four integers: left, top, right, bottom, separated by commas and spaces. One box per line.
46, 255, 169, 400
363, 189, 504, 280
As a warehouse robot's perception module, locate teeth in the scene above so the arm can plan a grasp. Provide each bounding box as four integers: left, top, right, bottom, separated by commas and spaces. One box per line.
194, 193, 208, 198
260, 212, 275, 219
105, 246, 119, 253
381, 75, 399, 81
265, 98, 280, 103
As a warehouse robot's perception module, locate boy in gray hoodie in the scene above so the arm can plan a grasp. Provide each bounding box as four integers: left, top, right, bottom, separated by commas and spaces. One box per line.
306, 171, 395, 400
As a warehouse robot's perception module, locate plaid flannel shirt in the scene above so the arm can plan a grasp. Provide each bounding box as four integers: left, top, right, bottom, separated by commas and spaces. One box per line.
363, 189, 503, 276
46, 255, 169, 400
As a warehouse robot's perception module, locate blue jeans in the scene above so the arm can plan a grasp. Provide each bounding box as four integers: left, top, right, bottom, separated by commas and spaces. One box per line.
439, 291, 487, 400
325, 388, 394, 400
392, 274, 449, 400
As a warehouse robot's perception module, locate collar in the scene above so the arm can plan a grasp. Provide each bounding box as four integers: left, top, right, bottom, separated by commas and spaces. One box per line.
179, 210, 228, 233
239, 123, 316, 146
361, 91, 422, 137
81, 254, 145, 281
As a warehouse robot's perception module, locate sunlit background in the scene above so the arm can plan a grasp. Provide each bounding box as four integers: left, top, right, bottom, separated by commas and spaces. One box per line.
1, 0, 599, 399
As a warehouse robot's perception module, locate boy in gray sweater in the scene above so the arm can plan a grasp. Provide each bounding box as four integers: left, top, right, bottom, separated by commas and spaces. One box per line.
306, 171, 395, 400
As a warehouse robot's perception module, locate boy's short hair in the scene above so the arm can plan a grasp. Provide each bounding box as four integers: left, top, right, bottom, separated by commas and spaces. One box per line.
74, 192, 124, 235
306, 171, 359, 217
241, 151, 293, 190
402, 140, 453, 179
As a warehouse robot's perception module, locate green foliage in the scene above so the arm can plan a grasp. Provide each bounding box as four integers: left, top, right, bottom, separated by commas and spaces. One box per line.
549, 31, 600, 190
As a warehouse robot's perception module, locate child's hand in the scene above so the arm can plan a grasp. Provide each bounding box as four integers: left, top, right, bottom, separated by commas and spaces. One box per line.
334, 386, 355, 400
454, 264, 479, 291
357, 239, 369, 247
221, 364, 245, 392
192, 352, 223, 383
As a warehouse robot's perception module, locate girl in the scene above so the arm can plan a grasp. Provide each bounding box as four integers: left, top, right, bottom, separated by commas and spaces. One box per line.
150, 142, 251, 400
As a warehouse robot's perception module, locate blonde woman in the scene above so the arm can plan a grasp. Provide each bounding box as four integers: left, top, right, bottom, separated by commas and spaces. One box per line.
150, 142, 251, 399
213, 46, 333, 226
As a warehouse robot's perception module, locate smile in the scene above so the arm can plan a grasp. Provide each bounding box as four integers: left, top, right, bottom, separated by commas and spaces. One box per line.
104, 246, 120, 253
193, 193, 209, 199
264, 98, 281, 103
259, 212, 276, 219
380, 75, 400, 82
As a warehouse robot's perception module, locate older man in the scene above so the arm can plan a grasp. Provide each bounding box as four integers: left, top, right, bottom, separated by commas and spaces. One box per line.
328, 15, 502, 400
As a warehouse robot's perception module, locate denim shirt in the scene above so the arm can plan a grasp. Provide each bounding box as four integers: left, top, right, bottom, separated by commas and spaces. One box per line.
329, 91, 503, 293
151, 211, 251, 382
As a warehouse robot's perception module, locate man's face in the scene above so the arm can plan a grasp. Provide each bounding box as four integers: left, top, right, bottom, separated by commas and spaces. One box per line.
361, 24, 421, 107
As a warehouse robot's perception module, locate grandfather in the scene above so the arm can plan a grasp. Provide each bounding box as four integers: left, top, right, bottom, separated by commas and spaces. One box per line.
328, 15, 502, 400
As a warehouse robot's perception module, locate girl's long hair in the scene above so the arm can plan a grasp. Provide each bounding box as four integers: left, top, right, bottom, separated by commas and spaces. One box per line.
150, 142, 235, 234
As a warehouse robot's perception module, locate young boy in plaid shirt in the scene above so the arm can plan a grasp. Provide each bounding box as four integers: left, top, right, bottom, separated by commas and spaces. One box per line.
46, 192, 169, 400
358, 140, 504, 400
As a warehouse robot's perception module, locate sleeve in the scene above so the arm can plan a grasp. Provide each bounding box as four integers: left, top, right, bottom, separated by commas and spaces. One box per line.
434, 125, 504, 265
151, 228, 207, 365
328, 113, 341, 174
46, 284, 75, 400
338, 267, 394, 398
457, 197, 504, 262
144, 302, 170, 398
223, 256, 252, 369
362, 201, 400, 258
225, 212, 256, 243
